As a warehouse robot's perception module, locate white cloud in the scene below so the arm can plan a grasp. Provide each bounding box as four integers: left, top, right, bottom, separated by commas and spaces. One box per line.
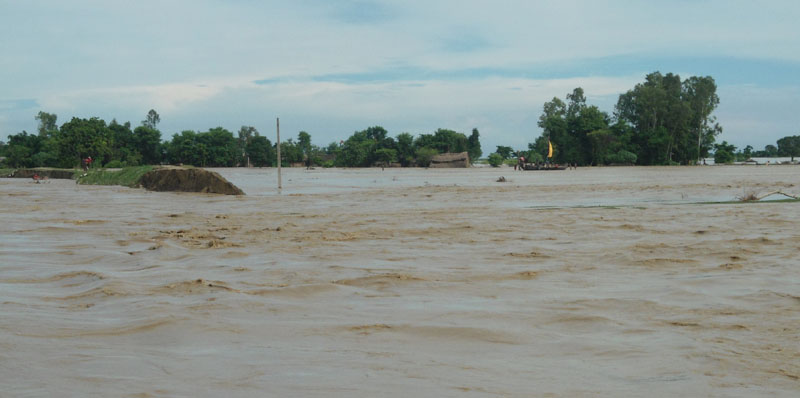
2, 0, 799, 150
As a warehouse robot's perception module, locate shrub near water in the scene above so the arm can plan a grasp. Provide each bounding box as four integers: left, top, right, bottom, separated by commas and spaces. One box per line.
77, 166, 155, 187
487, 153, 504, 167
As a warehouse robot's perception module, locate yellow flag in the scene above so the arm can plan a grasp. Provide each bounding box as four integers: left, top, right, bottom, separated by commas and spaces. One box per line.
547, 141, 553, 158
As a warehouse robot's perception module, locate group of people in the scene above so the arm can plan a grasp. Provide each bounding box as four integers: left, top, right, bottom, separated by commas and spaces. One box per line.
514, 156, 580, 170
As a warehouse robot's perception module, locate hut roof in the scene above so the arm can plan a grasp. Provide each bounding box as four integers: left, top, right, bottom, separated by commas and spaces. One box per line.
431, 152, 469, 163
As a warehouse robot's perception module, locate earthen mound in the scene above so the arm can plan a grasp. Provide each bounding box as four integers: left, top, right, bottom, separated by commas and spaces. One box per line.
139, 167, 244, 195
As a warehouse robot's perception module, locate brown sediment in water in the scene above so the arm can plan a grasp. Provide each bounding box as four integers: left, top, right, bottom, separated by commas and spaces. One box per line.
1, 166, 799, 396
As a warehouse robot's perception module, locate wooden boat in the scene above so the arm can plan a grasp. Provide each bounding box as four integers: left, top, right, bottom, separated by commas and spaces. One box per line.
521, 163, 566, 171
518, 140, 566, 170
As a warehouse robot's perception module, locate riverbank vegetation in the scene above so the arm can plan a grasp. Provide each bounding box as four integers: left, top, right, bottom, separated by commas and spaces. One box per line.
2, 71, 798, 168
0, 110, 482, 169
76, 165, 155, 187
519, 72, 723, 166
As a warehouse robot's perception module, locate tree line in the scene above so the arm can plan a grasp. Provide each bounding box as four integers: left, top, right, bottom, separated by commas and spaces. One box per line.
0, 110, 483, 169
476, 72, 798, 166
3, 71, 799, 169
510, 72, 724, 166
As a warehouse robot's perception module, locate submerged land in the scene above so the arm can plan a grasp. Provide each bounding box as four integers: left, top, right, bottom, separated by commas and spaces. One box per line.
1, 166, 798, 397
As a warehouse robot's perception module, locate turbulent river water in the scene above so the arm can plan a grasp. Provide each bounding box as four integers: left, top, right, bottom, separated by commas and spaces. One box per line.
1, 166, 798, 397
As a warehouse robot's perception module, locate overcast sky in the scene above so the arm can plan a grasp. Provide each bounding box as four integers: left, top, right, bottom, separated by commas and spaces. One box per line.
2, 0, 799, 152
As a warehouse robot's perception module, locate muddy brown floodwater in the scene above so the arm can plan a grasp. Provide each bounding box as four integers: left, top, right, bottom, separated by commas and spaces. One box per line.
1, 166, 799, 397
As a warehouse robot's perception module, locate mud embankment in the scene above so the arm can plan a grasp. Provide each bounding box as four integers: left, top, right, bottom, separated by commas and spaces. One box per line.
9, 168, 76, 179
139, 167, 244, 195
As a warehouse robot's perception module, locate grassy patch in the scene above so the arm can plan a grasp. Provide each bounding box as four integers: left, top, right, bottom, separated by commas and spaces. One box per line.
76, 166, 155, 187
0, 168, 16, 177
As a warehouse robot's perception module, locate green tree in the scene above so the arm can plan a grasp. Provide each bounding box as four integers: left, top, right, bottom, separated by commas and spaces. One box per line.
246, 135, 274, 167
5, 113, 61, 167
714, 141, 736, 164
108, 120, 140, 166
335, 126, 396, 167
32, 137, 60, 167
587, 129, 613, 165
200, 127, 238, 166
683, 76, 720, 163
336, 134, 375, 167
142, 109, 160, 129
57, 117, 113, 168
742, 145, 753, 159
605, 150, 637, 165
615, 72, 720, 165
487, 153, 504, 167
35, 111, 58, 137
364, 126, 388, 143
777, 135, 800, 161
133, 125, 162, 165
374, 148, 397, 167
297, 131, 312, 165
238, 126, 258, 165
495, 145, 514, 159
569, 105, 608, 165
396, 132, 415, 166
537, 96, 567, 162
278, 139, 304, 165
467, 128, 482, 161
435, 128, 468, 153
415, 147, 438, 167
5, 131, 39, 167
4, 142, 32, 168
414, 129, 468, 155
166, 130, 203, 165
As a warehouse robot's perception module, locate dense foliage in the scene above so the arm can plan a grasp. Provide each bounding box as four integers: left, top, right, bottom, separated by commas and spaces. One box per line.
0, 110, 481, 168
776, 135, 800, 161
527, 72, 724, 166
713, 141, 736, 164
2, 74, 797, 169
327, 126, 481, 168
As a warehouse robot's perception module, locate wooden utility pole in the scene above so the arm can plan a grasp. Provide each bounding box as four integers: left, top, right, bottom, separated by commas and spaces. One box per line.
276, 117, 282, 190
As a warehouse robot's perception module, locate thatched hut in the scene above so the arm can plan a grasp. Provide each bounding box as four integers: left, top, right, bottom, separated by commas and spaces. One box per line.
429, 152, 470, 168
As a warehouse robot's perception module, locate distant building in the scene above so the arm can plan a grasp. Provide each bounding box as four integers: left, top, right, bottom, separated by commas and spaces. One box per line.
429, 152, 470, 168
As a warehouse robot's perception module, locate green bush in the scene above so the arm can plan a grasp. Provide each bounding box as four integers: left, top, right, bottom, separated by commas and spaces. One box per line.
714, 150, 735, 164
487, 153, 504, 167
415, 147, 438, 167
714, 141, 736, 164
605, 150, 637, 165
